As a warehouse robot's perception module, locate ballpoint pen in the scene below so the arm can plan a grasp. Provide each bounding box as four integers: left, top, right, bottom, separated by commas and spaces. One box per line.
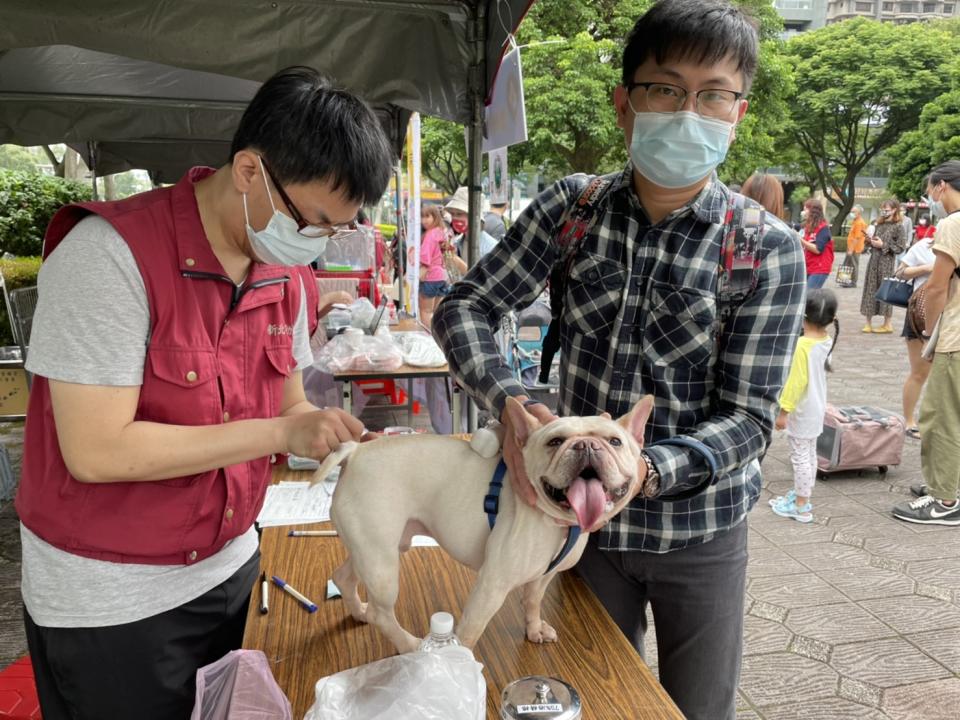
271, 575, 318, 613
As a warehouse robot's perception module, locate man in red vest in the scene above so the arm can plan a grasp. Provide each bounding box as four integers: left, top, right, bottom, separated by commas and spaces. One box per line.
15, 67, 393, 719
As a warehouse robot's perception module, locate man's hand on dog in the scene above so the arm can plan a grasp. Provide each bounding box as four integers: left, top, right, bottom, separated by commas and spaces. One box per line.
286, 408, 365, 458
502, 397, 558, 507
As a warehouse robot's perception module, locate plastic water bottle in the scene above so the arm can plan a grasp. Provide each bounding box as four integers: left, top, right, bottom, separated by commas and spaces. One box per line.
419, 612, 461, 652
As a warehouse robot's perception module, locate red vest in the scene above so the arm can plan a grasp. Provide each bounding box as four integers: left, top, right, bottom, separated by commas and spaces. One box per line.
16, 167, 308, 565
803, 221, 834, 276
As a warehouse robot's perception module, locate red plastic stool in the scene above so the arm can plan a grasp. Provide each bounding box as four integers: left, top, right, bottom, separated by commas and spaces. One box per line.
354, 380, 421, 414
0, 656, 41, 719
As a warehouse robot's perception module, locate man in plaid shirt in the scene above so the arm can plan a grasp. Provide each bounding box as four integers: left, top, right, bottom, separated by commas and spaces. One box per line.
433, 1, 805, 717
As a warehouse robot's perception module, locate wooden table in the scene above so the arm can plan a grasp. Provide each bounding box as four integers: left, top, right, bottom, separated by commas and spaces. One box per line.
244, 473, 683, 719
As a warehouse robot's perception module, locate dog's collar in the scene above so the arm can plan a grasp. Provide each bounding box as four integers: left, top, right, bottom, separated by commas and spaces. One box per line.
485, 459, 582, 575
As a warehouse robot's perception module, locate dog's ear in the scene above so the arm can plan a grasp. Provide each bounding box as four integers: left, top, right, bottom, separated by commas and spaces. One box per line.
504, 396, 542, 447
617, 395, 655, 445
600, 411, 612, 420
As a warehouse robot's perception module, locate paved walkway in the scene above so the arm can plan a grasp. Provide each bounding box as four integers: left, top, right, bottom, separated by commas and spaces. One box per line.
0, 271, 957, 718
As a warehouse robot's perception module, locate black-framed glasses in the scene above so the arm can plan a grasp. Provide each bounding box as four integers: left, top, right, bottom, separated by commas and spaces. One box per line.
260, 158, 357, 239
626, 82, 743, 119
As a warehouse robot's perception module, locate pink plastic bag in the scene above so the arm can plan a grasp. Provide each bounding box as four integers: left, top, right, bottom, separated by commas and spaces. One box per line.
191, 649, 292, 720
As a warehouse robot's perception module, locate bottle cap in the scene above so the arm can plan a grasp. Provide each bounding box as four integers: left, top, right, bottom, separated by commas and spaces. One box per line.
430, 611, 455, 635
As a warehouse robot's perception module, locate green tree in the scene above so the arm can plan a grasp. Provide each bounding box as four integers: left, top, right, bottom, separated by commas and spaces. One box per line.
0, 145, 42, 173
420, 116, 468, 195
420, 0, 790, 186
0, 169, 92, 256
779, 18, 953, 232
887, 60, 960, 201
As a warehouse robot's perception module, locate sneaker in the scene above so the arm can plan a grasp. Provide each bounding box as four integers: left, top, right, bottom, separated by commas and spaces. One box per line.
892, 495, 960, 525
771, 496, 813, 523
768, 489, 797, 507
910, 483, 928, 498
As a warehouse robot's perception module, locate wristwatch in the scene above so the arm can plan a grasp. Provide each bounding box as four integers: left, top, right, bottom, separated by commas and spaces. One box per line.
639, 451, 661, 497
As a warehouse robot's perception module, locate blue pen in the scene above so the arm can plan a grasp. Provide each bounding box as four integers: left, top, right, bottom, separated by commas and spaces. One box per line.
271, 575, 318, 613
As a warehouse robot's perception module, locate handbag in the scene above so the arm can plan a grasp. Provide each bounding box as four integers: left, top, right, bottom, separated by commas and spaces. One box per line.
908, 283, 929, 336
874, 275, 913, 308
836, 254, 855, 287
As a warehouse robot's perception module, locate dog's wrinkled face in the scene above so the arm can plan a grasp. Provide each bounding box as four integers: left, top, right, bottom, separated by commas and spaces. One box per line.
507, 397, 654, 530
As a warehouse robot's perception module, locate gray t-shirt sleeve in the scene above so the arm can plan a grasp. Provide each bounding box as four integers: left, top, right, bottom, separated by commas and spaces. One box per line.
293, 276, 312, 372
26, 214, 313, 385
26, 215, 150, 385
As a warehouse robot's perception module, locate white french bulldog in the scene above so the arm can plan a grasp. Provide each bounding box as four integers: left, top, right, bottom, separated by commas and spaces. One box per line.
311, 395, 654, 654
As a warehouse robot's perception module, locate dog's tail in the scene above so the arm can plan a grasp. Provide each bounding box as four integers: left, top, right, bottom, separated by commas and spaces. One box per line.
310, 441, 360, 486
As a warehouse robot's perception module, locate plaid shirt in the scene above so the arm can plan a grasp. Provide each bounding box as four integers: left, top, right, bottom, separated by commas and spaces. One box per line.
433, 165, 806, 553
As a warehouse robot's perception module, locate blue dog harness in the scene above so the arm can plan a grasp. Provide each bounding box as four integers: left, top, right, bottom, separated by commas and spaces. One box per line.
484, 460, 582, 575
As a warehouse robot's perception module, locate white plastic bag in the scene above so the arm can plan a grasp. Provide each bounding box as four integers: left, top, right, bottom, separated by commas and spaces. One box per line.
313, 331, 404, 373
304, 646, 485, 720
190, 649, 292, 720
394, 332, 447, 367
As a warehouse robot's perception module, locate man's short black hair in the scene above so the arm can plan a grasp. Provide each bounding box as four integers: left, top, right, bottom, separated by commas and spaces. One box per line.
230, 66, 393, 205
622, 0, 759, 92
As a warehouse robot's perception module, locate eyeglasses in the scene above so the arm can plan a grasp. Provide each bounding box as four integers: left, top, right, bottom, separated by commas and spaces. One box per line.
260, 158, 357, 239
626, 82, 743, 120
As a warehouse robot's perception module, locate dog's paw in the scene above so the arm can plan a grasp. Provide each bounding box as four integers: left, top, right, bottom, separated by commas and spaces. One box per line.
349, 601, 369, 623
525, 620, 558, 644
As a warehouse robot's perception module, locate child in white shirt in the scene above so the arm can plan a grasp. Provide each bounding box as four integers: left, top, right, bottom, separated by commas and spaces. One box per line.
770, 289, 838, 522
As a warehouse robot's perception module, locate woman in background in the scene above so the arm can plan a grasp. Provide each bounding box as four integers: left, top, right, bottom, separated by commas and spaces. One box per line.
416, 204, 450, 326
742, 173, 784, 218
800, 198, 834, 289
859, 198, 907, 333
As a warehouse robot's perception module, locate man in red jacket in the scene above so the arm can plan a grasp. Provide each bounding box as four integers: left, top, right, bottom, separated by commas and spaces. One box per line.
15, 67, 393, 719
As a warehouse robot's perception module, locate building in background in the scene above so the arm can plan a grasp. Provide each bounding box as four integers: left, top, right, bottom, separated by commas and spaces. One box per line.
826, 0, 959, 23
775, 0, 828, 36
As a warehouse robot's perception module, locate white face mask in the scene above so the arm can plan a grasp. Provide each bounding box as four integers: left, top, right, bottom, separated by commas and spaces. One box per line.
243, 157, 327, 266
629, 111, 733, 189
926, 187, 947, 220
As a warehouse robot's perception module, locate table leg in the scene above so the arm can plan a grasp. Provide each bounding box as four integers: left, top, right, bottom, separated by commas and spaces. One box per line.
342, 381, 352, 415
452, 383, 461, 435
406, 379, 414, 426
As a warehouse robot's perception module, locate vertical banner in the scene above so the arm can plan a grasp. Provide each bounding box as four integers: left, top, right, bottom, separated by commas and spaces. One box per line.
405, 113, 422, 316
489, 147, 508, 206
482, 46, 528, 153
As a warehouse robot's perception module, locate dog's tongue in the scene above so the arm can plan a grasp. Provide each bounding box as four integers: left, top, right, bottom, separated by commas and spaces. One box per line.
566, 476, 606, 530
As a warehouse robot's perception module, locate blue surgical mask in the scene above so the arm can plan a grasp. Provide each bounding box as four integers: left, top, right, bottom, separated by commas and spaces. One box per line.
243, 158, 327, 266
629, 111, 734, 189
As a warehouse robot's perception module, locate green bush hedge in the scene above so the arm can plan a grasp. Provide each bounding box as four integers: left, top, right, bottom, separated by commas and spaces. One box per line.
0, 169, 92, 257
0, 256, 41, 348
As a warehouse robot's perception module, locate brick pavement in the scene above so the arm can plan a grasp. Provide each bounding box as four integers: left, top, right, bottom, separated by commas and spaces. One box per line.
0, 271, 957, 718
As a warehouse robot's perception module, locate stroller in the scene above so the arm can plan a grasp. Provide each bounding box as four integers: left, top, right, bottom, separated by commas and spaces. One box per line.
498, 296, 560, 413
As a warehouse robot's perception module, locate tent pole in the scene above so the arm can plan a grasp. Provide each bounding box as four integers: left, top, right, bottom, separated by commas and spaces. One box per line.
464, 1, 487, 433
394, 160, 405, 315
88, 141, 99, 201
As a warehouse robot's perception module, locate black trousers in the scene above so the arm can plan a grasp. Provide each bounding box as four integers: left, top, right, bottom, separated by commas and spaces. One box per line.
23, 549, 260, 720
576, 522, 748, 720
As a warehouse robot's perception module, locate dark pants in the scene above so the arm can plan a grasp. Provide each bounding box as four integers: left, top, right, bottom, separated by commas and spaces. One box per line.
807, 272, 829, 289
24, 549, 260, 720
576, 521, 748, 720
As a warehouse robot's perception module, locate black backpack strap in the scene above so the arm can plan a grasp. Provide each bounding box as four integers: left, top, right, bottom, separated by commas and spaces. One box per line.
539, 174, 618, 383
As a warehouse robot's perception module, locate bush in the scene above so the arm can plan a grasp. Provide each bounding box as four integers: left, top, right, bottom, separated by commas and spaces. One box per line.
0, 170, 92, 256
0, 256, 41, 347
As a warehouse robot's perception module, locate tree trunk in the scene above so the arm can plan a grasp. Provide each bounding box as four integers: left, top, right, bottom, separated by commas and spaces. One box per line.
103, 174, 117, 201
41, 145, 64, 177
62, 148, 87, 181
